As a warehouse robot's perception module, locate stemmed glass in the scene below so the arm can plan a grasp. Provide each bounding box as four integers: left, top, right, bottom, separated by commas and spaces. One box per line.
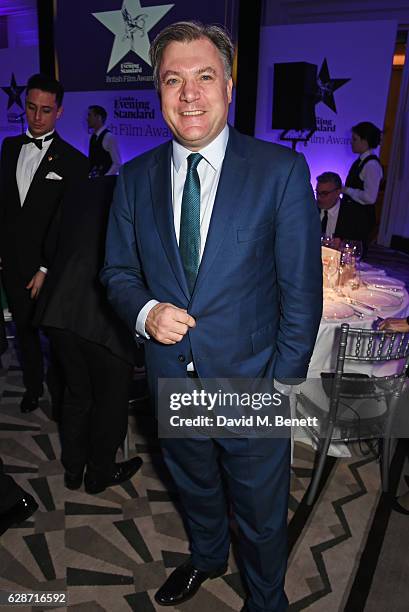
325, 255, 339, 292
342, 240, 363, 268
339, 249, 360, 294
321, 234, 334, 248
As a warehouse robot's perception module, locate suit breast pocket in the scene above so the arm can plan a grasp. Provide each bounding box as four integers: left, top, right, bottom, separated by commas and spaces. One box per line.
237, 221, 274, 243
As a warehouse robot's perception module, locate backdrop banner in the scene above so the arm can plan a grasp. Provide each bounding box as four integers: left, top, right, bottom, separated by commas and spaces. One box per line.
55, 0, 234, 91
57, 88, 236, 162
0, 47, 39, 145
54, 0, 237, 160
255, 21, 397, 183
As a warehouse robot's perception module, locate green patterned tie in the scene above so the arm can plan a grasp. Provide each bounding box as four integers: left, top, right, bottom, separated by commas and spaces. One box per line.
179, 153, 202, 292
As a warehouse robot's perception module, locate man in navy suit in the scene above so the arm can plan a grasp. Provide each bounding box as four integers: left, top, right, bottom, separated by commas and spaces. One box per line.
101, 22, 322, 612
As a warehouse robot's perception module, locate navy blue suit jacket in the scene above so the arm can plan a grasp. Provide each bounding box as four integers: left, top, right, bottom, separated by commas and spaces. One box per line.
101, 127, 322, 387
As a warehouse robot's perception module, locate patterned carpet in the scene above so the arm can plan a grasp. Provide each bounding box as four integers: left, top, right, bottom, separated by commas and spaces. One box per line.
1, 245, 408, 611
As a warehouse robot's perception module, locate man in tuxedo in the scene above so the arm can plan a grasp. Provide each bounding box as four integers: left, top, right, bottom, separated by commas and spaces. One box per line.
316, 170, 373, 244
101, 22, 322, 612
0, 73, 88, 413
316, 171, 345, 238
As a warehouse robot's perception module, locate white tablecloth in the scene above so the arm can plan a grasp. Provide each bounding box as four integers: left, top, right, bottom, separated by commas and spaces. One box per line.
308, 266, 409, 378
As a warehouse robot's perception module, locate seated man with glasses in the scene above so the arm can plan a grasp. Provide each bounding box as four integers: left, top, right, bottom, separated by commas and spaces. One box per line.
316, 171, 352, 243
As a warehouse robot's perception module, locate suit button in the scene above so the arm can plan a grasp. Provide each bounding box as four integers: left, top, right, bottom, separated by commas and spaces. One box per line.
178, 355, 186, 363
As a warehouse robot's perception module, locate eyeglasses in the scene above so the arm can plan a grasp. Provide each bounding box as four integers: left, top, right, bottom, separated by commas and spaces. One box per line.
315, 187, 339, 197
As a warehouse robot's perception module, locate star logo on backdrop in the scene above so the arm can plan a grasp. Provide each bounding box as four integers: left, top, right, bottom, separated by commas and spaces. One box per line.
315, 58, 350, 113
93, 0, 174, 72
1, 73, 26, 110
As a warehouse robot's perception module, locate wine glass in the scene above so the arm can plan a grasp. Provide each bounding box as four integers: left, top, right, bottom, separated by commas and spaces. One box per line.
321, 234, 334, 248
325, 255, 339, 291
342, 240, 363, 265
340, 250, 359, 294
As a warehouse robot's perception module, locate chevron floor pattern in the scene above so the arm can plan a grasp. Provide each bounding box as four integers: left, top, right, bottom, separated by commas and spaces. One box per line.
2, 344, 407, 611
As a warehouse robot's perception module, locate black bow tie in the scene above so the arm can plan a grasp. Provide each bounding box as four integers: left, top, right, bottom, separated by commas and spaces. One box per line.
22, 133, 54, 150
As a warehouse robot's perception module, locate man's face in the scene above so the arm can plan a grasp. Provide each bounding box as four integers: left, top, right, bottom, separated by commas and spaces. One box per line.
351, 132, 369, 154
158, 37, 233, 151
87, 109, 99, 130
316, 181, 341, 210
25, 88, 62, 137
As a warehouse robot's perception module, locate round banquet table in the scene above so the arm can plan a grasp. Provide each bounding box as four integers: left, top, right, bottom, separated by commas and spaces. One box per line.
294, 265, 409, 457
307, 265, 409, 378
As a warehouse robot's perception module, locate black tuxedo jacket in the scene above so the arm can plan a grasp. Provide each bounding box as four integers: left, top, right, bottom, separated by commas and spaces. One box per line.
320, 198, 362, 240
0, 132, 88, 284
34, 176, 137, 365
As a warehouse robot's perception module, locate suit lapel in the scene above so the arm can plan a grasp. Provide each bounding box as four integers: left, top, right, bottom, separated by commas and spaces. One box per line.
150, 143, 191, 299
192, 129, 249, 295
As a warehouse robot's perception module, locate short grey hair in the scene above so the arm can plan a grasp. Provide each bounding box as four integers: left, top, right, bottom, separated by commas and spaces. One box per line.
149, 21, 234, 90
316, 171, 342, 189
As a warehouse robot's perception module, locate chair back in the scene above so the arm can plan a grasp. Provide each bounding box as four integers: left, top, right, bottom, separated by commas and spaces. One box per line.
329, 323, 409, 420
341, 324, 409, 365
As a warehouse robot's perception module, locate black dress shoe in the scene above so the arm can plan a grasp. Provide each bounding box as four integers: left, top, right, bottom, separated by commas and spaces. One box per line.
154, 560, 227, 606
64, 471, 83, 490
0, 494, 38, 536
20, 394, 39, 413
84, 457, 143, 494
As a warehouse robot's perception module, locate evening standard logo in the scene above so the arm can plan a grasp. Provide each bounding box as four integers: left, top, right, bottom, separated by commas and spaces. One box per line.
316, 116, 336, 132
121, 62, 142, 74
113, 95, 155, 119
308, 116, 351, 146
92, 0, 174, 72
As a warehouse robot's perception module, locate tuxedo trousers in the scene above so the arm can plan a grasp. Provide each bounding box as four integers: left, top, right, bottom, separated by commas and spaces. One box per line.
1, 271, 44, 397
47, 328, 132, 475
160, 435, 290, 612
0, 457, 25, 512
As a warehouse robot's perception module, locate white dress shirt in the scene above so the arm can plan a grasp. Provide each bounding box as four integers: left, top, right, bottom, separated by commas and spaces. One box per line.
343, 149, 382, 205
16, 129, 54, 206
95, 126, 122, 175
16, 129, 55, 274
136, 125, 229, 337
319, 198, 341, 237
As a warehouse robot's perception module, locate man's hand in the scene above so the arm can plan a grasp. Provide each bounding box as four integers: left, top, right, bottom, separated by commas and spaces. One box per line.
146, 302, 196, 344
378, 317, 409, 333
26, 270, 46, 299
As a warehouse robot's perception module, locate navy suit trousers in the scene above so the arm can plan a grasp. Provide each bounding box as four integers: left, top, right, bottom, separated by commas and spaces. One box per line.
161, 435, 290, 612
